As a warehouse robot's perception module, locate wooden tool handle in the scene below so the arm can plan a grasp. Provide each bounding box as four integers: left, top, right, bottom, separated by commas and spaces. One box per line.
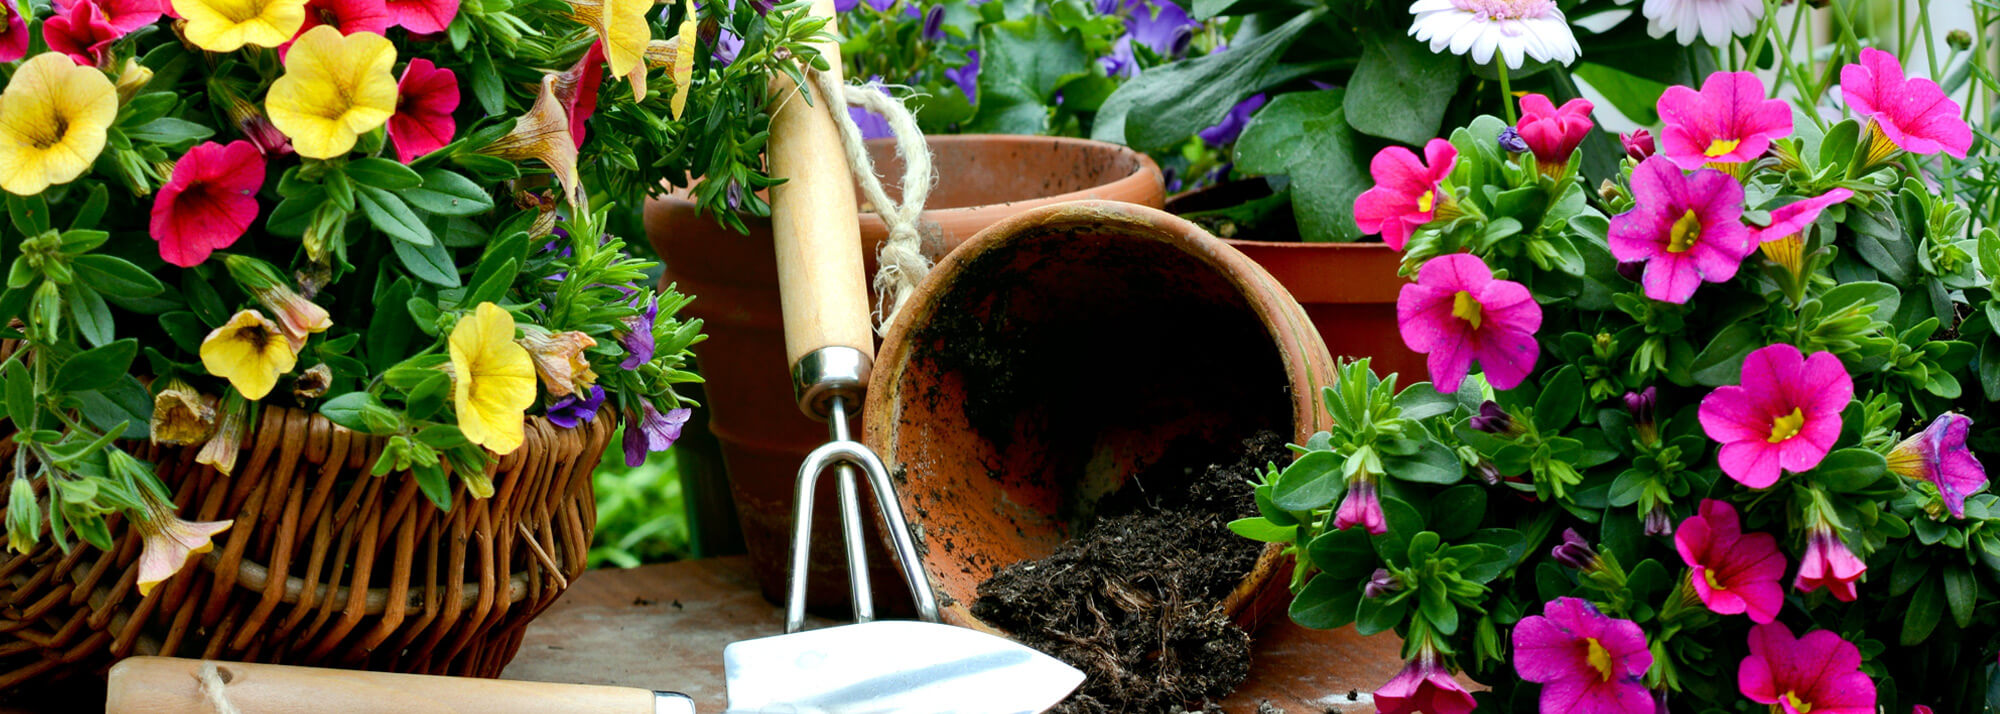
768, 0, 873, 367
105, 657, 665, 714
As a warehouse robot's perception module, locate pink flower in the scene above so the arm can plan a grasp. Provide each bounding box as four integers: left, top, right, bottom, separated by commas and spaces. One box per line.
1621, 128, 1654, 160
1513, 597, 1655, 714
1396, 253, 1541, 393
386, 0, 456, 34
388, 58, 459, 164
1738, 622, 1876, 714
1376, 647, 1477, 714
43, 0, 122, 67
136, 512, 234, 596
1754, 188, 1852, 244
1841, 47, 1972, 159
1354, 139, 1457, 251
1674, 499, 1785, 623
297, 0, 393, 36
1698, 344, 1851, 489
54, 0, 164, 33
1516, 94, 1594, 170
1887, 413, 1987, 518
1793, 520, 1866, 601
1608, 156, 1754, 304
555, 41, 607, 149
151, 141, 267, 268
0, 0, 28, 62
1333, 473, 1385, 535
1656, 71, 1792, 169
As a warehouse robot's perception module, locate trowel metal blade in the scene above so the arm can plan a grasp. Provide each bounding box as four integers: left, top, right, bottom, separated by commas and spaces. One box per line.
722, 620, 1082, 713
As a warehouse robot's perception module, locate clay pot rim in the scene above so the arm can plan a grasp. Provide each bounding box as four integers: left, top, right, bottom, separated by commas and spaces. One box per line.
1221, 238, 1399, 250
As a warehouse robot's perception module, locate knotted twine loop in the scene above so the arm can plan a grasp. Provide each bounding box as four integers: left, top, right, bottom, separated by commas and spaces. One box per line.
811, 70, 935, 335
197, 661, 242, 714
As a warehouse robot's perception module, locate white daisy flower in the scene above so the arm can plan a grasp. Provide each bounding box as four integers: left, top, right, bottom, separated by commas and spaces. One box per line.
1408, 0, 1582, 70
1626, 0, 1764, 47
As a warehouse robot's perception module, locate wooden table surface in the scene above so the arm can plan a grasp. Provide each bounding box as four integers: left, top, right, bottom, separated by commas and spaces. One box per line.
504, 556, 1406, 713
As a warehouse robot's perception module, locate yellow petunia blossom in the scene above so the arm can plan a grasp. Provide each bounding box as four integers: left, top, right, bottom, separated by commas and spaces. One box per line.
172, 0, 306, 53
199, 309, 299, 400
670, 0, 695, 120
0, 53, 118, 196
136, 512, 233, 596
265, 27, 397, 160
570, 0, 650, 95
449, 303, 537, 455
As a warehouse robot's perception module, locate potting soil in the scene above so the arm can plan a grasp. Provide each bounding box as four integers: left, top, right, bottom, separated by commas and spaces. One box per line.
970, 431, 1289, 713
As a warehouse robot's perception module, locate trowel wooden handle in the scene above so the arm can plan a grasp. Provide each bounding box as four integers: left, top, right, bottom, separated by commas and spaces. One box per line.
768, 0, 873, 368
105, 657, 670, 714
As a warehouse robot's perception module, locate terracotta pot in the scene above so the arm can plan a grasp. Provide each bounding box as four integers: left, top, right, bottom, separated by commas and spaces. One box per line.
1168, 180, 1428, 384
646, 136, 1164, 614
863, 201, 1335, 634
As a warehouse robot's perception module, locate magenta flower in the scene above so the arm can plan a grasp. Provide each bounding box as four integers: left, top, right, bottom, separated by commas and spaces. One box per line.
1739, 622, 1876, 714
1376, 647, 1476, 714
1621, 128, 1655, 160
388, 58, 459, 164
151, 141, 267, 268
1887, 413, 1986, 518
1396, 253, 1541, 393
1608, 156, 1754, 304
1353, 139, 1457, 251
1755, 188, 1852, 244
1513, 597, 1655, 714
1516, 94, 1594, 170
0, 0, 28, 63
297, 0, 393, 36
386, 0, 456, 33
1793, 520, 1866, 601
1333, 473, 1385, 535
1698, 344, 1851, 489
43, 0, 121, 67
1841, 47, 1972, 159
1656, 71, 1792, 169
54, 0, 165, 33
1674, 499, 1785, 623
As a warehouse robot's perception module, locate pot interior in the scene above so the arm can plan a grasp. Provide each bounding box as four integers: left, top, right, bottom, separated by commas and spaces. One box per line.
865, 137, 1152, 211
878, 217, 1293, 623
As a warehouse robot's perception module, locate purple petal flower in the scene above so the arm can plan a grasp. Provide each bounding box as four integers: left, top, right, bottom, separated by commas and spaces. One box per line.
714, 27, 743, 65
548, 385, 606, 429
1099, 36, 1137, 78
1887, 412, 1987, 518
623, 403, 692, 467
921, 4, 943, 41
1497, 127, 1528, 153
619, 297, 659, 370
835, 0, 858, 10
944, 49, 980, 104
1126, 0, 1195, 58
1196, 93, 1266, 146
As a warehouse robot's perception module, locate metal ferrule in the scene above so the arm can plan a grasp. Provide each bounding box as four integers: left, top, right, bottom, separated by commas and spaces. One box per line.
790, 346, 872, 421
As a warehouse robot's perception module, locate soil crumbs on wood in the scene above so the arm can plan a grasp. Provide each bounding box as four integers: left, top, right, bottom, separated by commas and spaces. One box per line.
971, 432, 1290, 713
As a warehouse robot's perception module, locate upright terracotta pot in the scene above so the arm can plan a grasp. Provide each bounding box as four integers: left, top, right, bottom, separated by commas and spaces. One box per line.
864, 201, 1335, 633
1169, 180, 1428, 384
646, 136, 1163, 613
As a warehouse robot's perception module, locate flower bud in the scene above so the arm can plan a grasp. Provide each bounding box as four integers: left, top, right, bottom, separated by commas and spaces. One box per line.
1364, 568, 1402, 599
1947, 30, 1971, 51
196, 390, 249, 476
1474, 460, 1502, 486
1620, 128, 1654, 160
1497, 127, 1528, 153
922, 5, 944, 42
1643, 505, 1672, 537
1624, 387, 1657, 444
1469, 401, 1518, 435
115, 59, 153, 103
1550, 528, 1601, 571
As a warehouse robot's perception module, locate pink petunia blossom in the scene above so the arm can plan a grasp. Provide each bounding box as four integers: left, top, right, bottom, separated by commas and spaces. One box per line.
1333, 473, 1385, 535
1621, 128, 1655, 160
297, 0, 393, 36
1887, 413, 1987, 519
1397, 253, 1541, 393
1608, 156, 1754, 304
0, 0, 27, 62
1738, 622, 1876, 714
1793, 519, 1866, 601
1674, 499, 1786, 623
1516, 94, 1594, 170
1698, 344, 1851, 489
1513, 597, 1655, 714
151, 141, 267, 268
1841, 47, 1972, 159
43, 0, 122, 67
387, 58, 459, 164
386, 0, 457, 34
1353, 139, 1457, 251
1376, 647, 1477, 714
54, 0, 165, 33
1656, 71, 1792, 169
555, 41, 607, 149
1754, 188, 1853, 245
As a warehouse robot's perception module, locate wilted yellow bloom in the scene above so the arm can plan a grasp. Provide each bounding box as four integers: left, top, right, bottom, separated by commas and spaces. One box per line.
0, 53, 118, 196
518, 325, 597, 398
293, 363, 331, 400
151, 379, 217, 446
670, 0, 695, 120
200, 310, 298, 400
171, 0, 305, 52
449, 303, 537, 454
478, 75, 583, 208
570, 0, 649, 94
265, 27, 397, 159
197, 389, 249, 475
136, 511, 233, 596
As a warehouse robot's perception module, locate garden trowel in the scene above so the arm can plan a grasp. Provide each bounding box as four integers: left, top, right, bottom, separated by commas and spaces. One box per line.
105, 620, 1083, 713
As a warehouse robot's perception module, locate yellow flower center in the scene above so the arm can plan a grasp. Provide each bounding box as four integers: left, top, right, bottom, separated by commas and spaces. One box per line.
1417, 189, 1435, 213
1784, 692, 1812, 713
1705, 138, 1741, 157
1451, 290, 1483, 330
1584, 637, 1614, 682
1704, 567, 1726, 591
1768, 407, 1806, 444
1668, 209, 1701, 253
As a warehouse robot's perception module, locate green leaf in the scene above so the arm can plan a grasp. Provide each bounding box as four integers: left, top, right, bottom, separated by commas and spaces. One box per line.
74, 376, 152, 438
1901, 576, 1943, 646
1271, 450, 1344, 511
1570, 62, 1667, 125
412, 461, 453, 512
1532, 366, 1582, 431
1307, 526, 1380, 579
3, 359, 34, 424
393, 233, 461, 287
126, 118, 214, 145
403, 169, 496, 216
345, 157, 424, 190
72, 255, 166, 297
64, 283, 114, 347
1849, 207, 1917, 284
1429, 485, 1486, 541
53, 339, 138, 393
1344, 32, 1463, 145
1110, 11, 1317, 152
1393, 382, 1458, 421
7, 194, 50, 236
320, 392, 403, 434
1690, 321, 1763, 386
1811, 448, 1886, 492
1942, 566, 1976, 629
367, 278, 417, 373
356, 185, 436, 246
1417, 576, 1457, 635
1381, 443, 1464, 485
1288, 574, 1360, 630
963, 18, 1090, 135
1226, 517, 1294, 543
1232, 89, 1368, 241
1353, 590, 1409, 636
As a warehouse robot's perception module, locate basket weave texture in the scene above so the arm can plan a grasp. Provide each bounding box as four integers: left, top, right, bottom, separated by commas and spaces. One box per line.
0, 403, 615, 690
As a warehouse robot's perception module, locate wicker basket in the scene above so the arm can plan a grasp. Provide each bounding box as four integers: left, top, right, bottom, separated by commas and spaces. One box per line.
0, 403, 615, 690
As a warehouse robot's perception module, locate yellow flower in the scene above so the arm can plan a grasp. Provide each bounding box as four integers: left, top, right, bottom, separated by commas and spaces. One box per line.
0, 53, 118, 196
670, 0, 695, 120
171, 0, 305, 52
197, 389, 249, 475
136, 512, 233, 596
571, 0, 650, 94
265, 27, 397, 160
518, 325, 598, 398
200, 309, 299, 400
477, 74, 583, 208
449, 303, 537, 454
151, 379, 218, 446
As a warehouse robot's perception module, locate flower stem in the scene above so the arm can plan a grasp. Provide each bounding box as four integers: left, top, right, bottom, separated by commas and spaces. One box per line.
1497, 63, 1516, 125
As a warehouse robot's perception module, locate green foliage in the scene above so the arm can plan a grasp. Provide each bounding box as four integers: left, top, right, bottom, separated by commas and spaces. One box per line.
589, 434, 693, 569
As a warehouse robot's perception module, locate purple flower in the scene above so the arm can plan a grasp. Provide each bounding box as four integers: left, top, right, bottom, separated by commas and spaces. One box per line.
1126, 0, 1195, 57
944, 49, 980, 104
548, 385, 606, 429
714, 27, 743, 65
623, 402, 692, 467
1497, 127, 1528, 153
1196, 93, 1266, 146
1887, 413, 1987, 518
921, 4, 943, 41
1364, 568, 1402, 598
1100, 36, 1137, 78
619, 296, 659, 370
1469, 400, 1516, 435
1550, 528, 1600, 571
